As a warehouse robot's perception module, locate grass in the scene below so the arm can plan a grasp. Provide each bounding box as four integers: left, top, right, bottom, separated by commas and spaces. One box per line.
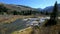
0, 15, 36, 23
38, 19, 60, 34
11, 27, 33, 34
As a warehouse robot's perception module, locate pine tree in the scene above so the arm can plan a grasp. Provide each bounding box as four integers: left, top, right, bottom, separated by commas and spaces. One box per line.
50, 1, 58, 20
45, 1, 58, 26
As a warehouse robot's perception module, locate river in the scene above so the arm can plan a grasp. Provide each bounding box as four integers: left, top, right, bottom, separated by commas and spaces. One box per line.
0, 19, 27, 34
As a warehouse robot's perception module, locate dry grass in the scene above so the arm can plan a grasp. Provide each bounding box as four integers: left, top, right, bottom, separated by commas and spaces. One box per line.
38, 19, 60, 34
39, 25, 60, 34
11, 27, 33, 34
0, 15, 35, 24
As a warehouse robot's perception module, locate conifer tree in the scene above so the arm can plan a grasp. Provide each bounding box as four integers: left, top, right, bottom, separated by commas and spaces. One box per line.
50, 1, 58, 21
45, 1, 58, 26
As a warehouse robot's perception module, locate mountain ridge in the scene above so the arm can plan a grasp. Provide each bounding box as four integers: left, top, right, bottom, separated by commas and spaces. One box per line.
38, 4, 60, 12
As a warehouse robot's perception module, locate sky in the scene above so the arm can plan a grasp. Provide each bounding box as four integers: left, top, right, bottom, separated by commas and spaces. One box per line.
0, 0, 60, 9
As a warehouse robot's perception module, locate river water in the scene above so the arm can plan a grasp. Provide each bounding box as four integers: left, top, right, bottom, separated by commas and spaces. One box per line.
0, 19, 27, 34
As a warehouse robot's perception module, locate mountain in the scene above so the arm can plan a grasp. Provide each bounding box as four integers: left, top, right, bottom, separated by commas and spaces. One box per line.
42, 4, 60, 12
43, 6, 53, 12
0, 3, 40, 15
37, 4, 60, 13
37, 8, 43, 11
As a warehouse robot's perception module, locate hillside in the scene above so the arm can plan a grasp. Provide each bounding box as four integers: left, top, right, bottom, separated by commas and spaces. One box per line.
0, 3, 40, 15
0, 3, 37, 11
